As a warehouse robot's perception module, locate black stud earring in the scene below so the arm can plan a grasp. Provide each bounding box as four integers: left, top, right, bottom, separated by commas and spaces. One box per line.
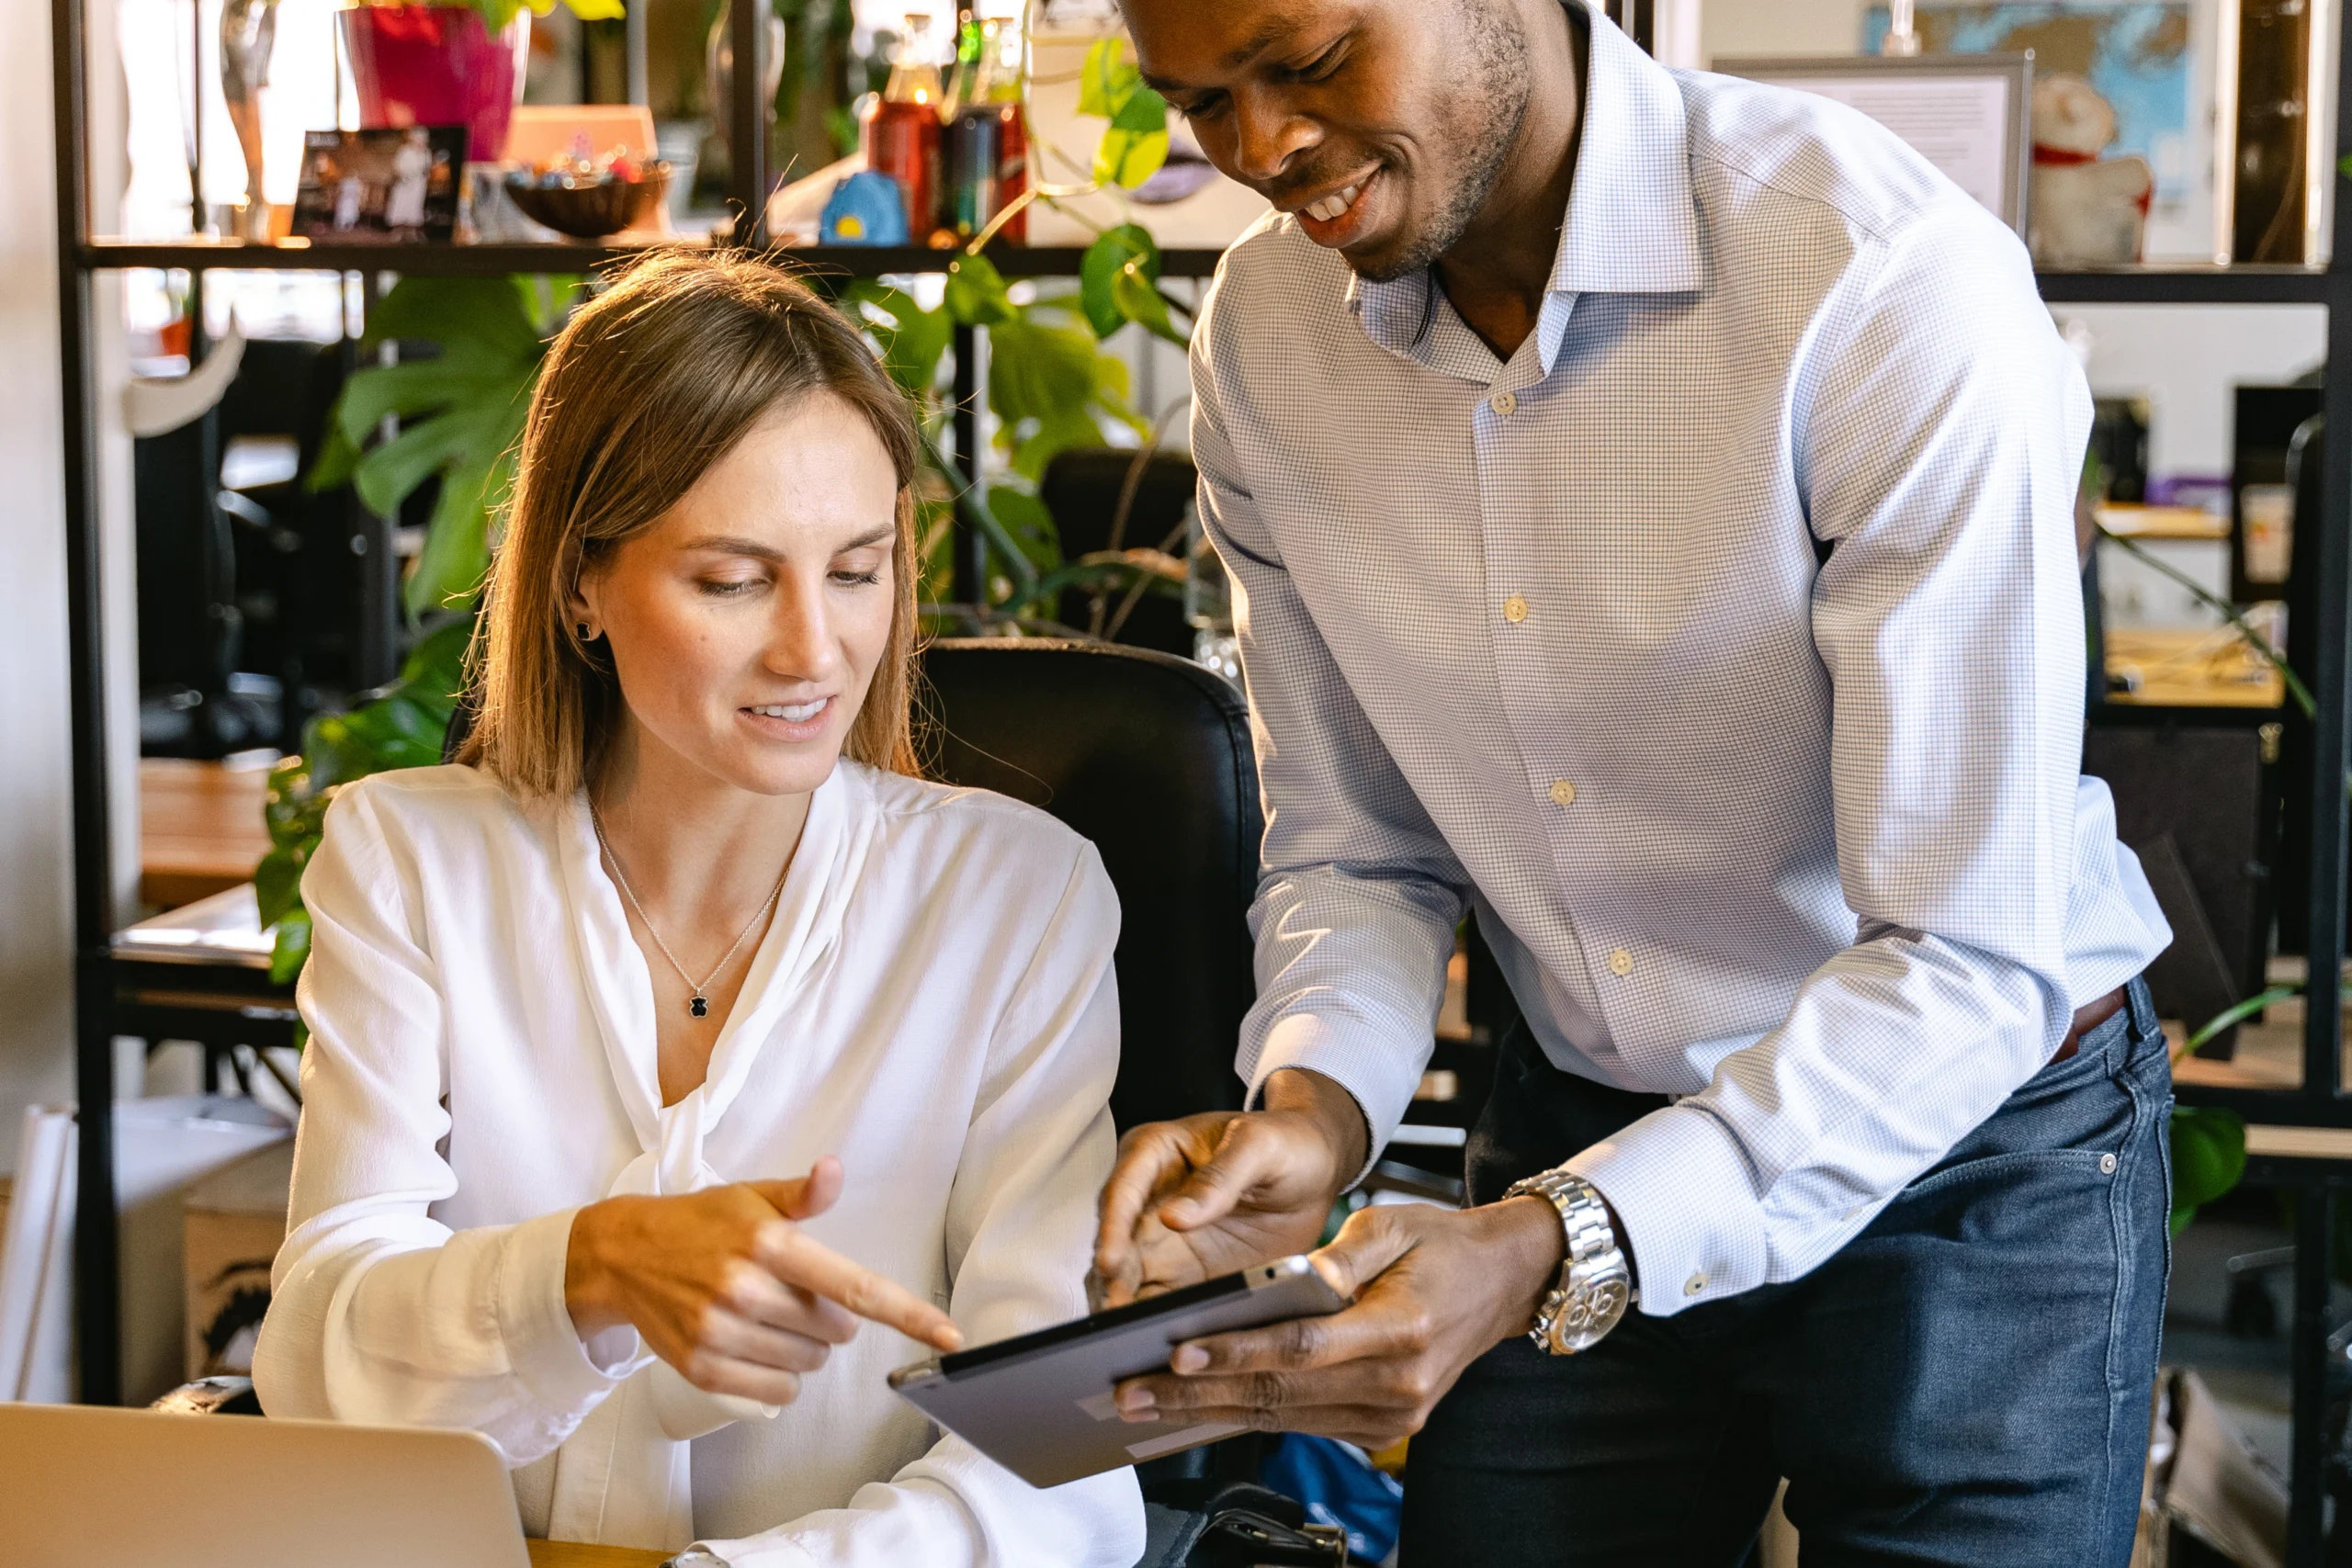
577, 622, 593, 640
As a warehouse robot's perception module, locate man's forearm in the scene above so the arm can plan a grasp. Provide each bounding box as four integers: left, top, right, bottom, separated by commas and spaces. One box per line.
1262, 1066, 1372, 1196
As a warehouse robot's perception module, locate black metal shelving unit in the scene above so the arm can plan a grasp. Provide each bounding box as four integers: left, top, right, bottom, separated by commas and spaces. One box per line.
76, 237, 1230, 278
2037, 264, 2335, 304
44, 0, 2352, 1555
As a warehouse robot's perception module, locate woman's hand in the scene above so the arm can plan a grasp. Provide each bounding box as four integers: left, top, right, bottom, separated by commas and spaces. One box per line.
564, 1156, 963, 1404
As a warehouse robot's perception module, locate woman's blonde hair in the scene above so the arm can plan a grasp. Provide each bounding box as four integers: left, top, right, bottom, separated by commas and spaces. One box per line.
458, 249, 922, 796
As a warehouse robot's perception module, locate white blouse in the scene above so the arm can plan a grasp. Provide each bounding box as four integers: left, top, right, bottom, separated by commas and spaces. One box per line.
252, 760, 1146, 1567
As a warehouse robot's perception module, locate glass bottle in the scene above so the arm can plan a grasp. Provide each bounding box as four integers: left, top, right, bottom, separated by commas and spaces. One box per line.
988, 17, 1029, 244
947, 17, 1028, 242
865, 14, 945, 243
947, 12, 987, 118
946, 18, 1001, 239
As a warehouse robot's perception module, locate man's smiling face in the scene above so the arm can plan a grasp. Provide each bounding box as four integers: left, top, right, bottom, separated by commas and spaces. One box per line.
1120, 0, 1535, 282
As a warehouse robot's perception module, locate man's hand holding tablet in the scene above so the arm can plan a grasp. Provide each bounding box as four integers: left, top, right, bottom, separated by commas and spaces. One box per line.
1091, 1069, 1572, 1451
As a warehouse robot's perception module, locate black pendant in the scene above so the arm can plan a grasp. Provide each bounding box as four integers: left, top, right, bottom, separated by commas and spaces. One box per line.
690, 996, 709, 1018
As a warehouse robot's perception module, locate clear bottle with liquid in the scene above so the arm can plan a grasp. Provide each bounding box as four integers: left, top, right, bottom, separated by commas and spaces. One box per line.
947, 17, 1029, 242
865, 14, 945, 243
988, 17, 1029, 244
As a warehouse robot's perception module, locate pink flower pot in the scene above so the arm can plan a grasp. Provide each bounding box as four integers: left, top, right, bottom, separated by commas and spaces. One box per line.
339, 5, 529, 164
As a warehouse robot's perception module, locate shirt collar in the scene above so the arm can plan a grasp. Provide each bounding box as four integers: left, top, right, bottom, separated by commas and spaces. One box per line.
1552, 5, 1704, 296
1348, 4, 1703, 359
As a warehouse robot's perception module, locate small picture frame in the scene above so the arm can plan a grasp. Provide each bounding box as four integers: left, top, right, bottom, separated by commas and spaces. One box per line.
291, 127, 466, 244
1713, 53, 2035, 234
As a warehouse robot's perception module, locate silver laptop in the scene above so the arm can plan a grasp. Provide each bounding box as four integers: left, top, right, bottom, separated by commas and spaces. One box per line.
0, 1401, 531, 1568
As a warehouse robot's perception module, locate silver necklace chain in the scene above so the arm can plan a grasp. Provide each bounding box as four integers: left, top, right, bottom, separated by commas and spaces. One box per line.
589, 805, 791, 1020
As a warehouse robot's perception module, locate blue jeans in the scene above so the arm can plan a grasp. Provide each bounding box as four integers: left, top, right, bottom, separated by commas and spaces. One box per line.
1397, 979, 2171, 1567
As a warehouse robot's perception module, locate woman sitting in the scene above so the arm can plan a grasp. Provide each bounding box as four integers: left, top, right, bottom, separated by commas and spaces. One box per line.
253, 252, 1145, 1567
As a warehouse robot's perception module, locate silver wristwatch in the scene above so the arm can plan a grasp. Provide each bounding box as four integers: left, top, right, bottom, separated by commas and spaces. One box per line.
1502, 1168, 1634, 1354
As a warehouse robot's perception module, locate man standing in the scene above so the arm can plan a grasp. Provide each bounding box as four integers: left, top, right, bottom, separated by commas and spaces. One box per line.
1091, 0, 2174, 1561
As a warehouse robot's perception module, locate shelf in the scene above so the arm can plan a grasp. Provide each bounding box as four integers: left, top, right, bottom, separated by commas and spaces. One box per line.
2087, 700, 2285, 728
2181, 1082, 2352, 1127
80, 237, 1229, 280
87, 241, 2334, 301
2035, 265, 2334, 304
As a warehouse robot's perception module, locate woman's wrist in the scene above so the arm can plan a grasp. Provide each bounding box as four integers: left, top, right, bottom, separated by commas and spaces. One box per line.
563, 1199, 628, 1337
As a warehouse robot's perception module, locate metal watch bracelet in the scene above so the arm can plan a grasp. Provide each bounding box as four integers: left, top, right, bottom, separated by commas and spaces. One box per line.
1503, 1168, 1634, 1355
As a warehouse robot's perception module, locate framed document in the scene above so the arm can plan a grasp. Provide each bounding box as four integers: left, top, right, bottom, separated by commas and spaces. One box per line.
1713, 53, 2035, 233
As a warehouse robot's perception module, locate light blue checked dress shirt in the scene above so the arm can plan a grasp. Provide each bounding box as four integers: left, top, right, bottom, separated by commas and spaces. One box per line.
1191, 7, 2171, 1317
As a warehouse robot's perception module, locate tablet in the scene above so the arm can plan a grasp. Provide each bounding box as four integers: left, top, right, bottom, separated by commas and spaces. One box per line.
888, 1256, 1350, 1488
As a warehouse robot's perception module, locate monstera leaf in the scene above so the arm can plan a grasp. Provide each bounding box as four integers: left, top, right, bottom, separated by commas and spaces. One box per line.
312, 275, 571, 617
268, 276, 571, 996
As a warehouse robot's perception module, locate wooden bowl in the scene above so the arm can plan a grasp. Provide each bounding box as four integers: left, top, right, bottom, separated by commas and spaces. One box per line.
503, 164, 673, 239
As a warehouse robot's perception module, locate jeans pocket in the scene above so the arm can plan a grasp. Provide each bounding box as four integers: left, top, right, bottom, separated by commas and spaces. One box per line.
1897, 1145, 2113, 1205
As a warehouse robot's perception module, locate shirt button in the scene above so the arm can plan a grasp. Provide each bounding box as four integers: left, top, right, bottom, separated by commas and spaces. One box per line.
1608, 948, 1634, 977
1685, 1272, 1708, 1297
1549, 779, 1577, 807
1502, 593, 1529, 624
1489, 389, 1518, 416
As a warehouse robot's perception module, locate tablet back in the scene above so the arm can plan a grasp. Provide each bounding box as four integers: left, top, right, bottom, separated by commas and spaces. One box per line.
892, 1258, 1346, 1488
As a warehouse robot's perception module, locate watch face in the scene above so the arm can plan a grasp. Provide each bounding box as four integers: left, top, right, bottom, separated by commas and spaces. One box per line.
1546, 1272, 1630, 1354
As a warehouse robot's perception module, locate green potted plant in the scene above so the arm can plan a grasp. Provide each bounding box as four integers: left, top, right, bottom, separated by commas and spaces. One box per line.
257, 274, 573, 987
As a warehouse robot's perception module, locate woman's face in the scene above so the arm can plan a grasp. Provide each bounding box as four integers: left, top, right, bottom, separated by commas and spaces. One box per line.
572, 391, 899, 800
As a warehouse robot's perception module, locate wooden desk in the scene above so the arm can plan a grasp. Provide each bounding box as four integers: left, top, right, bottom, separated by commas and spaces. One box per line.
526, 1542, 669, 1568
2097, 503, 2233, 541
111, 884, 297, 1052
2103, 626, 2285, 709
140, 756, 273, 909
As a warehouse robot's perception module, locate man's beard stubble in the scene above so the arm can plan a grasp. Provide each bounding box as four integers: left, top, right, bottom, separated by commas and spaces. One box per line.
1349, 0, 1534, 283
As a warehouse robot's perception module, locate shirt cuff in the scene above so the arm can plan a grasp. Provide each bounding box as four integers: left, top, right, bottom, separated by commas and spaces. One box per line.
496, 1206, 653, 1409
1564, 1104, 1770, 1319
692, 1533, 822, 1567
1242, 1011, 1421, 1190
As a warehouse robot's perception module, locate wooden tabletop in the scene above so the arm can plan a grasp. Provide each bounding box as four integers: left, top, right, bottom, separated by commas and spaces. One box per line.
2103, 626, 2285, 709
526, 1541, 670, 1567
140, 756, 275, 909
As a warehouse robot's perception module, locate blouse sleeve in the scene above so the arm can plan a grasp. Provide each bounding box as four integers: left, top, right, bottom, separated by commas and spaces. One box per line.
251, 781, 648, 1462
696, 842, 1147, 1568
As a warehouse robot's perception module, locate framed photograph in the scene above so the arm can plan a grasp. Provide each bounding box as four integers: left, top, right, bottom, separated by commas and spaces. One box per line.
1713, 52, 2036, 234
291, 127, 465, 244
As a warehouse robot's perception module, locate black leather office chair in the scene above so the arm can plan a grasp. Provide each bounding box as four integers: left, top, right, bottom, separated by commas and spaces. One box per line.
918, 639, 1290, 1551
919, 637, 1260, 1132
